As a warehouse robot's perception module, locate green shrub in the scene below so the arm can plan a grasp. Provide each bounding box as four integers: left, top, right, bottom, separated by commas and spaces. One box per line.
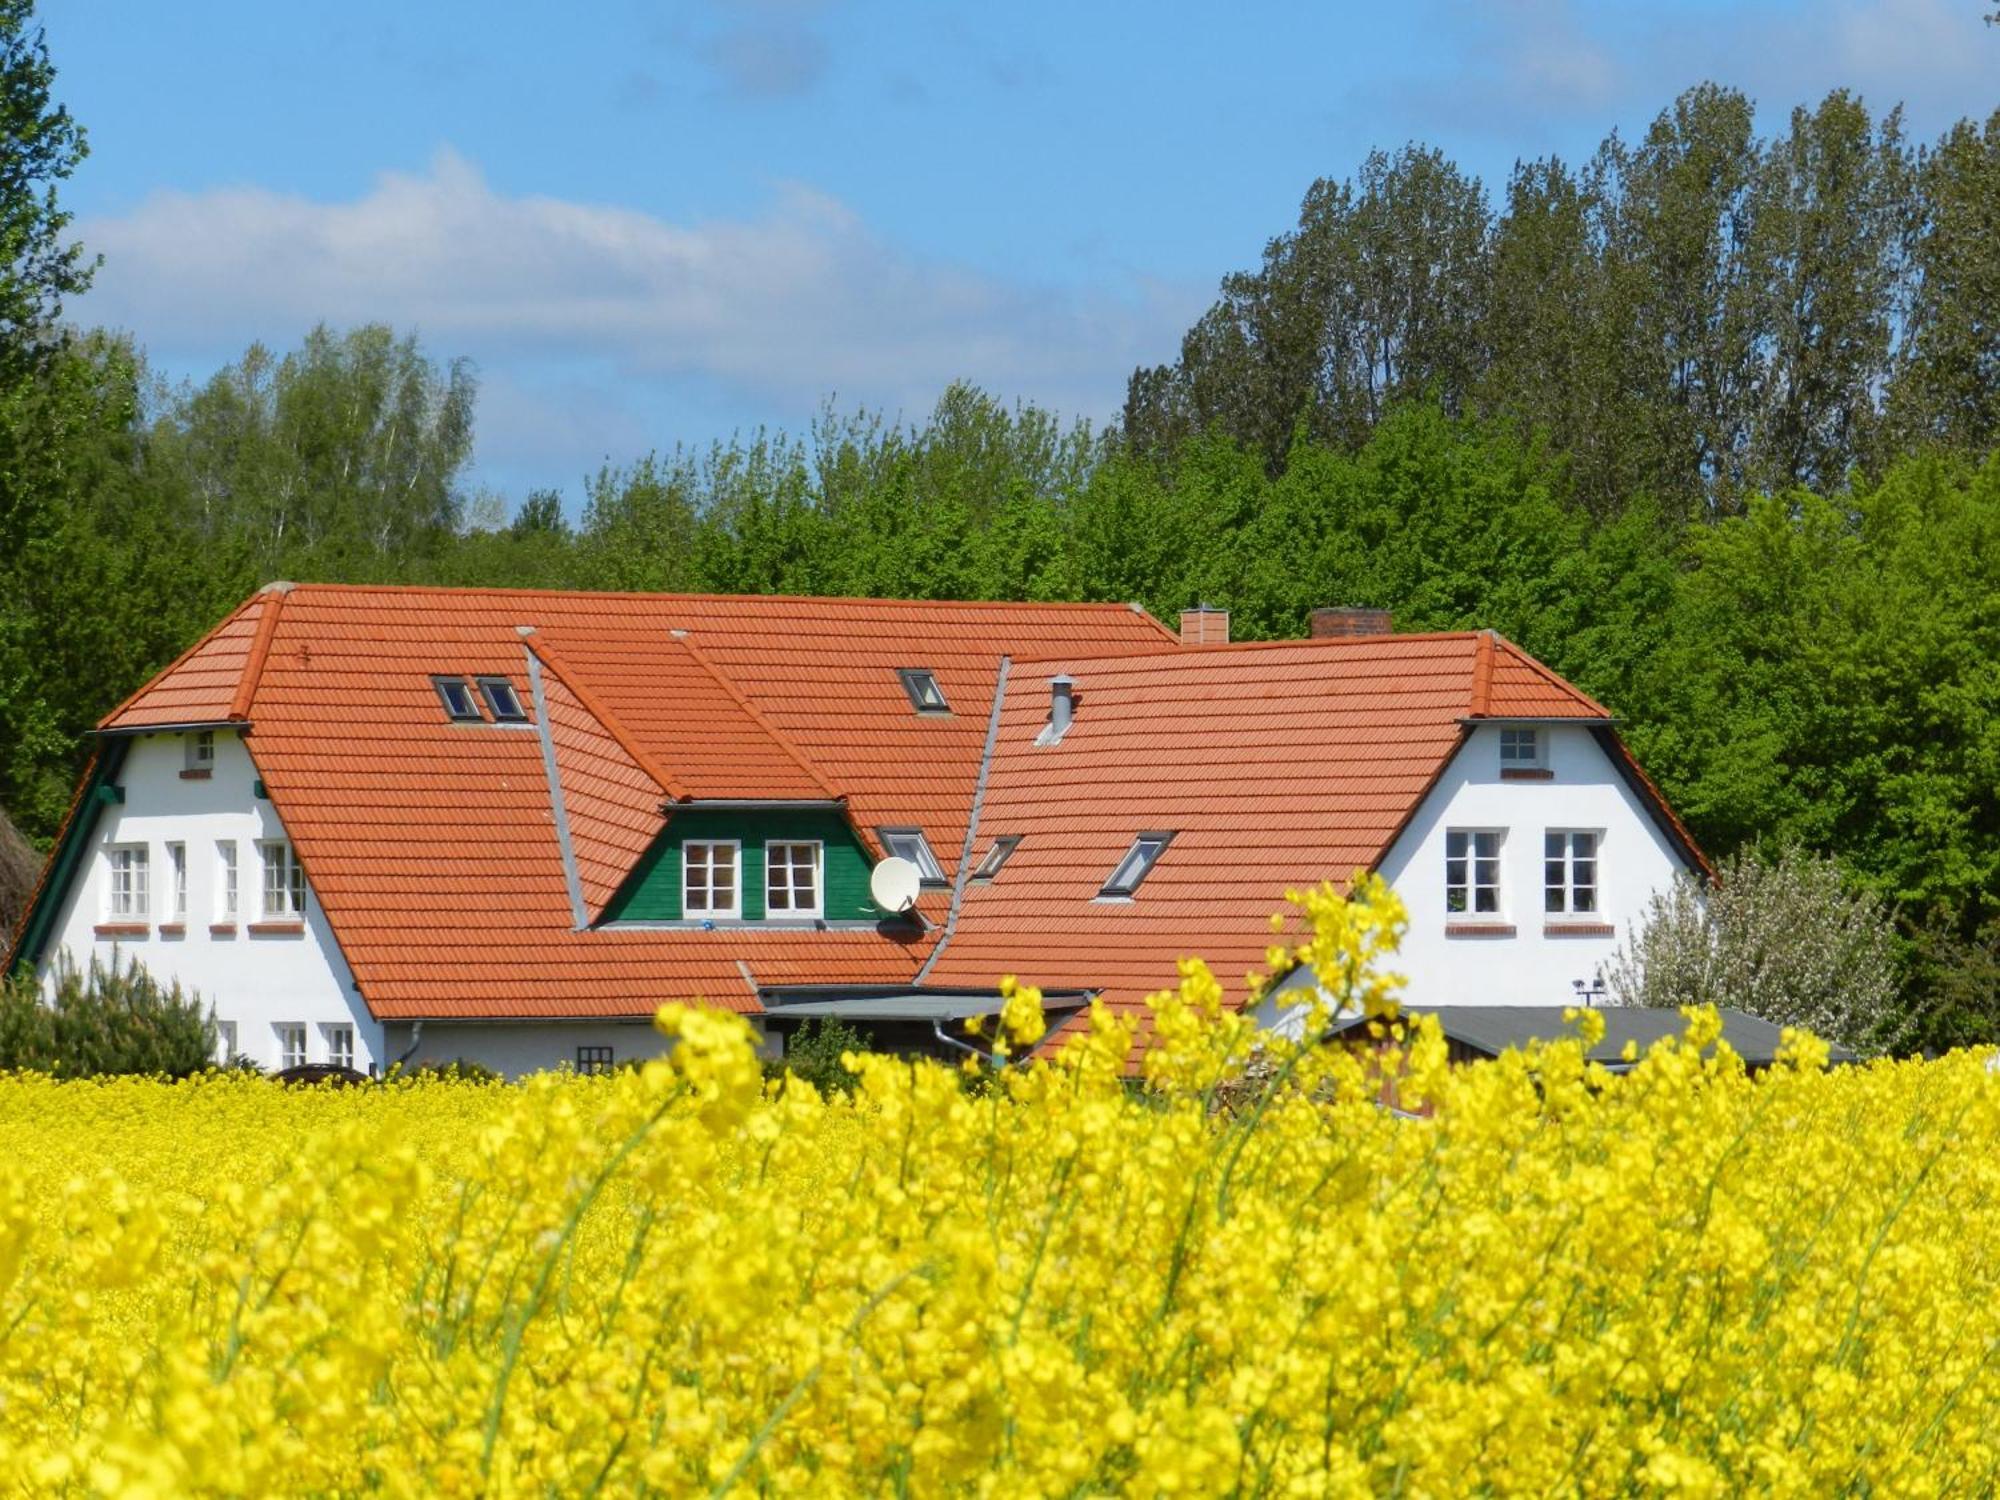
769, 1017, 868, 1095
0, 953, 216, 1077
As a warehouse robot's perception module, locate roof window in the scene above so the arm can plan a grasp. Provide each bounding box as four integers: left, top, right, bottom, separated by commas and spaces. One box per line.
972, 835, 1020, 881
1100, 833, 1174, 897
878, 828, 946, 885
434, 677, 482, 721
477, 676, 528, 723
897, 668, 950, 714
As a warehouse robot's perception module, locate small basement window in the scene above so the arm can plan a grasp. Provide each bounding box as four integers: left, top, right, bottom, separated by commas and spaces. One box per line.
878, 828, 946, 884
897, 669, 950, 714
434, 677, 482, 721
477, 676, 528, 722
577, 1045, 615, 1075
972, 835, 1020, 881
1100, 833, 1173, 897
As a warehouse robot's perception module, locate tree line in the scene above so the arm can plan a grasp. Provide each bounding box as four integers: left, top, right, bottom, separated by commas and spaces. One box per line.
1126, 86, 2000, 521
0, 6, 1993, 1040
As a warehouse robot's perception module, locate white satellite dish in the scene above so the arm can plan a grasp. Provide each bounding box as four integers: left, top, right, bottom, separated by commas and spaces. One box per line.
869, 856, 923, 914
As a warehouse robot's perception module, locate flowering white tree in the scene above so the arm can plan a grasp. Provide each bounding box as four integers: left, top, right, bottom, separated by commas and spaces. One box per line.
1603, 844, 1905, 1053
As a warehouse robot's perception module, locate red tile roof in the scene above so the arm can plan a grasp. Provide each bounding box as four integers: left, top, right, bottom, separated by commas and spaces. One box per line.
924, 632, 1613, 1039
93, 584, 1173, 1019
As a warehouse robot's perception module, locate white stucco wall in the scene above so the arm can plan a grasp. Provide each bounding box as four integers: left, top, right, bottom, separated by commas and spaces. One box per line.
382, 1018, 772, 1080
34, 729, 383, 1071
1374, 723, 1692, 1009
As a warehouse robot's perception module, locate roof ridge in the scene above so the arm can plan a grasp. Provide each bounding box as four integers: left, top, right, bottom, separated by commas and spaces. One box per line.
1490, 635, 1611, 718
248, 580, 1166, 614
670, 631, 845, 802
228, 582, 292, 722
1470, 630, 1495, 718
1009, 630, 1486, 667
95, 592, 265, 730
521, 635, 690, 803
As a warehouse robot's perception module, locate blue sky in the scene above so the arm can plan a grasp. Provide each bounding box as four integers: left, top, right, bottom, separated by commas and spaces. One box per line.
47, 1, 1999, 508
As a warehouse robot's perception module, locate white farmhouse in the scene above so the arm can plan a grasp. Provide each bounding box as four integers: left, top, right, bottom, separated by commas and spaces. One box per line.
6, 589, 1706, 1075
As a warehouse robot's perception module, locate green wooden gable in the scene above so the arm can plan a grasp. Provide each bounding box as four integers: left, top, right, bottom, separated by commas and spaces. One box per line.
602, 807, 880, 924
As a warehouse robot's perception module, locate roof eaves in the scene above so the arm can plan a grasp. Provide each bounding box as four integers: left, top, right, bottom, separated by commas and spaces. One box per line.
1590, 725, 1715, 882
95, 591, 264, 731
1495, 635, 1613, 718
521, 633, 687, 804
670, 630, 845, 802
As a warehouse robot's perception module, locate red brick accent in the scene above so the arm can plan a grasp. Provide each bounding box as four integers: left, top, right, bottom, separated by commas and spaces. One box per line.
93, 923, 148, 938
247, 921, 305, 937
157, 923, 186, 937
1445, 922, 1517, 938
1178, 608, 1230, 645
1544, 921, 1616, 937
209, 923, 238, 937
1501, 767, 1554, 781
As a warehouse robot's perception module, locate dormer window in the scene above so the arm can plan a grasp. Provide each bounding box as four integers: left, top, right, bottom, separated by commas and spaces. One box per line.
898, 669, 950, 714
1100, 833, 1172, 897
185, 730, 216, 772
878, 828, 946, 885
434, 677, 481, 721
972, 835, 1020, 881
477, 676, 528, 723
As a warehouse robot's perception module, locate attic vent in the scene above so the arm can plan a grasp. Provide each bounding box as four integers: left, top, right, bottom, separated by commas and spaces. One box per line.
434, 677, 481, 721
1100, 833, 1173, 897
878, 828, 946, 885
898, 669, 950, 714
477, 676, 528, 723
972, 835, 1020, 881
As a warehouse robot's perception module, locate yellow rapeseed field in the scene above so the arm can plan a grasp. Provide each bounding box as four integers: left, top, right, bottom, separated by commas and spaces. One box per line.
3, 876, 1999, 1497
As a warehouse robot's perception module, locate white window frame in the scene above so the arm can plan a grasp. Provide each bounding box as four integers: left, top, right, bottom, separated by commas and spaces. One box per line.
1499, 726, 1545, 770
877, 828, 946, 885
106, 844, 149, 920
259, 840, 306, 920
275, 1023, 308, 1070
166, 841, 188, 922
1544, 830, 1601, 915
216, 1020, 238, 1064
216, 840, 239, 920
322, 1023, 355, 1070
764, 840, 824, 919
186, 730, 216, 772
683, 840, 741, 920
1445, 829, 1504, 917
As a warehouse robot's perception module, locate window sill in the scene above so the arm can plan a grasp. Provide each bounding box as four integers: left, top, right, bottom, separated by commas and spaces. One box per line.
247, 921, 305, 937
209, 922, 239, 937
1500, 768, 1553, 781
94, 922, 149, 939
1445, 922, 1516, 938
178, 768, 213, 780
157, 923, 187, 937
1544, 921, 1615, 937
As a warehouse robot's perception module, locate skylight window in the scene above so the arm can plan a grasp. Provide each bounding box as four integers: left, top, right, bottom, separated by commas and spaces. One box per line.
1100, 833, 1173, 897
434, 676, 481, 721
972, 836, 1020, 881
878, 828, 947, 884
477, 676, 528, 723
897, 669, 950, 714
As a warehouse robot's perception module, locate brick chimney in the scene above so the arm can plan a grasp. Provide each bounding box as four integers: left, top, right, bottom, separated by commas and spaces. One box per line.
1179, 605, 1230, 645
1309, 606, 1392, 638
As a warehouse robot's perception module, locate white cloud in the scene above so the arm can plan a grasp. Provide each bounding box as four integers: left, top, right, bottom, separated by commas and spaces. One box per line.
75, 149, 1200, 432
